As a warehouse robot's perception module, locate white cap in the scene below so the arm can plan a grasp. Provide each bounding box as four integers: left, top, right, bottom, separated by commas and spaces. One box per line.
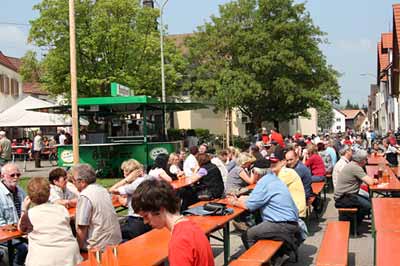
0, 131, 5, 136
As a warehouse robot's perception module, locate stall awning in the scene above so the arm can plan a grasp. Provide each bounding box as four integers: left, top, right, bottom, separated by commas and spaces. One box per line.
0, 96, 88, 127
28, 95, 210, 114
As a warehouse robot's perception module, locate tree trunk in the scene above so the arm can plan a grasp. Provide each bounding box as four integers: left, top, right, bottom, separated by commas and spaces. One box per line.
273, 120, 280, 132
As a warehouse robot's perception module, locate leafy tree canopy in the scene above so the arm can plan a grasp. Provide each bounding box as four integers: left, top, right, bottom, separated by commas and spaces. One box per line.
317, 102, 334, 131
185, 0, 340, 127
345, 99, 360, 110
23, 0, 187, 99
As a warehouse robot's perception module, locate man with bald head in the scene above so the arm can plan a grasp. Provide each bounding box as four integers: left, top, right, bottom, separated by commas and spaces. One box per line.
285, 150, 313, 200
0, 163, 27, 265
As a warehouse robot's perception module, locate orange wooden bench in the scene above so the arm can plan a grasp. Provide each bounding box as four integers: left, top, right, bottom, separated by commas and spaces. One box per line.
229, 239, 283, 266
312, 181, 326, 202
315, 221, 350, 266
337, 208, 358, 237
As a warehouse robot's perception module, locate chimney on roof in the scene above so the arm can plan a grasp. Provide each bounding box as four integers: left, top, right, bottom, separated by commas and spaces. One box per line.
143, 0, 154, 8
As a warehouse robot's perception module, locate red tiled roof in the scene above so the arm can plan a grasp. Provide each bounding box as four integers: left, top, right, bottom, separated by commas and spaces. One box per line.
382, 32, 393, 49
341, 109, 366, 119
394, 4, 400, 45
378, 42, 389, 81
6, 56, 22, 71
0, 51, 18, 72
23, 82, 49, 95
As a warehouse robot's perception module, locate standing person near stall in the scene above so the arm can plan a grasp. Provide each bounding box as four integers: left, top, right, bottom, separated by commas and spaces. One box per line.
33, 131, 43, 168
0, 131, 12, 169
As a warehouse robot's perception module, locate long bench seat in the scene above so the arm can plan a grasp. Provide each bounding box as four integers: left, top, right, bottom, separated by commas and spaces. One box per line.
229, 239, 283, 266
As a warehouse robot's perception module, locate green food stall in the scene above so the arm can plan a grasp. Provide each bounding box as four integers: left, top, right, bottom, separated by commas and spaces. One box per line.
33, 94, 207, 177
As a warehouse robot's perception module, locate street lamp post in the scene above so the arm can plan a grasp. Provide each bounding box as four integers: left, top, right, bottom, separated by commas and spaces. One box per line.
154, 0, 169, 139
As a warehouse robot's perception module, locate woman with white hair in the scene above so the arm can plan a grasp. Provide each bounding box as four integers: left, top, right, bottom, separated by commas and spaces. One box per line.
225, 152, 257, 193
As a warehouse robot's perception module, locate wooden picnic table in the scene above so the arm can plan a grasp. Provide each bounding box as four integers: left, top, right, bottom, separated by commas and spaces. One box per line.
0, 225, 24, 266
367, 154, 388, 165
390, 166, 400, 177
68, 195, 124, 218
79, 199, 245, 266
372, 198, 400, 233
170, 176, 196, 190
366, 165, 400, 197
375, 231, 400, 266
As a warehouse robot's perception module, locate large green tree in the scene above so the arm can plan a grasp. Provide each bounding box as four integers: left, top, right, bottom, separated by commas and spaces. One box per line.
317, 102, 335, 131
185, 0, 340, 129
24, 0, 187, 98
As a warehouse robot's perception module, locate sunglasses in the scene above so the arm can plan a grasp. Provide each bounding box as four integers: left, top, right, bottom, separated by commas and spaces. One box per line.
9, 173, 21, 178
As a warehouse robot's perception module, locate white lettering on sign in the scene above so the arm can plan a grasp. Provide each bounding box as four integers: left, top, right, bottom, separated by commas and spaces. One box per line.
150, 147, 168, 160
60, 150, 74, 164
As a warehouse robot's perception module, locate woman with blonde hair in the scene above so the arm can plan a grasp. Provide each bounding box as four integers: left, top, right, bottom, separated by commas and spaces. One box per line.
225, 152, 257, 193
18, 177, 81, 266
168, 152, 184, 179
226, 146, 240, 172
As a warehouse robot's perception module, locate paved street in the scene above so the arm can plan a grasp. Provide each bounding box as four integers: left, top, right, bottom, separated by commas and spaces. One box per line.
212, 193, 374, 266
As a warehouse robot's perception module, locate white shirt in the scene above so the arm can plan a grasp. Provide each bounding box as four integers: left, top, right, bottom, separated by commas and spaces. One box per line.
49, 184, 77, 203
211, 157, 228, 182
332, 157, 349, 189
183, 154, 198, 177
59, 134, 67, 145
33, 135, 43, 151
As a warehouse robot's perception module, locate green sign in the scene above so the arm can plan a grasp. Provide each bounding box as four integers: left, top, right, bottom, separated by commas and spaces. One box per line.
111, 82, 133, 97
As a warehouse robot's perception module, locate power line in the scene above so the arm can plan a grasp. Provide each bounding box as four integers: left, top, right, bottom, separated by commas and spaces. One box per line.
0, 22, 30, 26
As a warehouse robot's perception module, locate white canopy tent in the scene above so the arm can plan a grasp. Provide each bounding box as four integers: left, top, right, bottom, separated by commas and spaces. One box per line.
0, 96, 88, 127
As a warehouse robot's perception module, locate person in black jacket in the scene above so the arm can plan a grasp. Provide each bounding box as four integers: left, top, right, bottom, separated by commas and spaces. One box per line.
193, 153, 225, 200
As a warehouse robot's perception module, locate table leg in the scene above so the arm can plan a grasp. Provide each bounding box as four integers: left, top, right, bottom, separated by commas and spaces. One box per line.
7, 240, 14, 266
223, 223, 230, 266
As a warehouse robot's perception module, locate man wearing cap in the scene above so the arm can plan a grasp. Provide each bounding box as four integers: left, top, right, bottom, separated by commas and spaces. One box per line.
0, 131, 12, 169
334, 150, 378, 224
228, 158, 300, 264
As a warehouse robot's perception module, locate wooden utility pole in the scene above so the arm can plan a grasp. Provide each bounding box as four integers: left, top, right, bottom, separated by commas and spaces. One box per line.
69, 0, 80, 164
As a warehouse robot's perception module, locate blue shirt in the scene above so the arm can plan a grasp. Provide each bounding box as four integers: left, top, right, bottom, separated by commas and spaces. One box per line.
0, 182, 26, 225
293, 161, 313, 199
326, 147, 337, 166
245, 172, 298, 222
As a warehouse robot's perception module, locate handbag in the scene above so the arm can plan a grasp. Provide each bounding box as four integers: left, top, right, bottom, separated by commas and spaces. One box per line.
203, 202, 229, 216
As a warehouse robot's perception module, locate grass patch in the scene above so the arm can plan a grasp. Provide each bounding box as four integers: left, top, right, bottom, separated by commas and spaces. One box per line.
19, 177, 122, 191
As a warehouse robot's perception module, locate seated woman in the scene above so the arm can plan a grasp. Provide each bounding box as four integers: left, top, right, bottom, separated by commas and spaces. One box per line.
48, 167, 78, 208
303, 144, 326, 182
109, 159, 152, 241
148, 153, 173, 182
18, 177, 82, 266
191, 153, 225, 200
225, 152, 257, 194
168, 152, 184, 180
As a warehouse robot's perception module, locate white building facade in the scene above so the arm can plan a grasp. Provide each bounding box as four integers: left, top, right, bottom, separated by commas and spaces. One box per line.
331, 108, 346, 133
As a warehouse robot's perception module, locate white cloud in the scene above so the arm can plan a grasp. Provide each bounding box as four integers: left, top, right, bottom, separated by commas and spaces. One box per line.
0, 25, 36, 57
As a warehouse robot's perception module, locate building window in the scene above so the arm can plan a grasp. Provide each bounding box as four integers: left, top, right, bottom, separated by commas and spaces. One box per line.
337, 126, 341, 130
4, 76, 9, 94
0, 75, 4, 93
336, 118, 341, 122
11, 79, 19, 96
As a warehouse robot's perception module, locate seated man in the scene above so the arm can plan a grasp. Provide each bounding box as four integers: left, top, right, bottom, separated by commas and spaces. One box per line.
285, 150, 313, 200
48, 167, 78, 208
334, 150, 378, 224
71, 164, 122, 250
0, 163, 27, 266
228, 159, 300, 264
132, 179, 215, 266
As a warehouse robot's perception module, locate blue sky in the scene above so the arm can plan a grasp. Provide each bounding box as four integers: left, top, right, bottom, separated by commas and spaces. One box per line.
1, 0, 399, 106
